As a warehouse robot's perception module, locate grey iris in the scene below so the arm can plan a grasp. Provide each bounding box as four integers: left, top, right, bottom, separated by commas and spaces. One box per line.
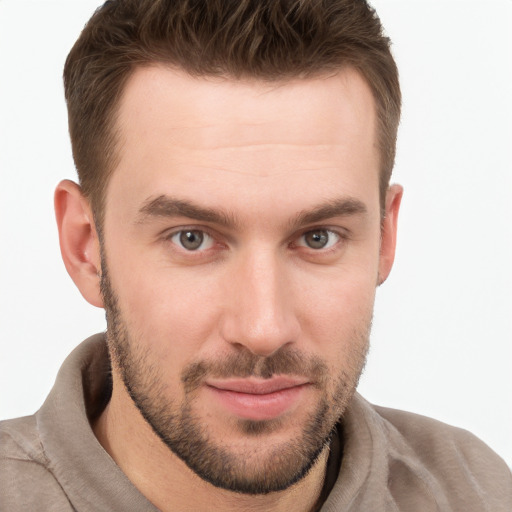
304, 230, 329, 249
180, 230, 204, 250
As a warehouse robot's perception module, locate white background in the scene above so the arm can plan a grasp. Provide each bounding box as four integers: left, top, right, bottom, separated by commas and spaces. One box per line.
0, 0, 511, 468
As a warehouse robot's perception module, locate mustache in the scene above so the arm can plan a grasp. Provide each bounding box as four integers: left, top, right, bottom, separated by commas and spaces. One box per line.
181, 348, 328, 393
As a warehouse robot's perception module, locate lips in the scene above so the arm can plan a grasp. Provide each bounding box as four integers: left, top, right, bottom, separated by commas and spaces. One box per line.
205, 377, 310, 421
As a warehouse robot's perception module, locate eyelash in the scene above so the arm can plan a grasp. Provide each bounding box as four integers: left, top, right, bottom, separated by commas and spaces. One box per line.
162, 226, 348, 256
293, 229, 344, 251
163, 227, 219, 252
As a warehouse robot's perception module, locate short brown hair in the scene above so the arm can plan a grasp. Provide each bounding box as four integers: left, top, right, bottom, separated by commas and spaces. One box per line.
64, 0, 400, 226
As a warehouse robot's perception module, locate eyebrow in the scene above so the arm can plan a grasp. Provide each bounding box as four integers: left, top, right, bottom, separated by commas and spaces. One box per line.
290, 198, 367, 228
136, 194, 367, 229
137, 195, 237, 227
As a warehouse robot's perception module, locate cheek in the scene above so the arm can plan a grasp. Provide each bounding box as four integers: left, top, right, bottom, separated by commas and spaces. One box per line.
304, 283, 375, 339
297, 248, 379, 321
109, 255, 224, 362
295, 259, 377, 358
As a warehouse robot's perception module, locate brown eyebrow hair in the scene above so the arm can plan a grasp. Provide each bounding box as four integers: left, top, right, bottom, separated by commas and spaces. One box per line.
64, 0, 400, 232
290, 198, 367, 228
137, 195, 238, 227
136, 194, 367, 229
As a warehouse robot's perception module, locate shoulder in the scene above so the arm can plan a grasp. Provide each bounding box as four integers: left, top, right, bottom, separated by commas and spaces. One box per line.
371, 400, 512, 508
0, 415, 73, 511
374, 403, 510, 471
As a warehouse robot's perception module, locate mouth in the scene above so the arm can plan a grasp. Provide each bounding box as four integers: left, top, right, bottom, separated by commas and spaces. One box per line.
204, 377, 311, 421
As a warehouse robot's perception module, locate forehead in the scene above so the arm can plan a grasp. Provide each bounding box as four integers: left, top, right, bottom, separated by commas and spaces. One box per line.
107, 65, 380, 223
117, 65, 377, 154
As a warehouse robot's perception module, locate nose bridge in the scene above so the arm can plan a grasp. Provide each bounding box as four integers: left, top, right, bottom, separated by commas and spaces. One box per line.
221, 247, 299, 356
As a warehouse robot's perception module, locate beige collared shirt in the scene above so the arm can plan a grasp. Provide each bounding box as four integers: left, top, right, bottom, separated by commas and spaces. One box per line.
1, 334, 511, 511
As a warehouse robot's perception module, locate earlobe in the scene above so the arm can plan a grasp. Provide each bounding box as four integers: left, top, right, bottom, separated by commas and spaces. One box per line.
54, 179, 104, 308
378, 184, 403, 286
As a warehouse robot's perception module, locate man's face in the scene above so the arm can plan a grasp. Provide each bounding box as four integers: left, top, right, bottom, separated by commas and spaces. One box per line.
100, 66, 385, 493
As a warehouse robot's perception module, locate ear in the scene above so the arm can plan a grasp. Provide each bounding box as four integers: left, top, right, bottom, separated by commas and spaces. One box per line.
54, 179, 104, 308
378, 184, 403, 285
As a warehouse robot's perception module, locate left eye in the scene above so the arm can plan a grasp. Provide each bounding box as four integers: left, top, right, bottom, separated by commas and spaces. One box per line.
297, 229, 340, 250
170, 230, 215, 251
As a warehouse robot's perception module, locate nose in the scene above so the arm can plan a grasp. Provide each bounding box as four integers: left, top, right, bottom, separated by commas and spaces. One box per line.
219, 250, 300, 357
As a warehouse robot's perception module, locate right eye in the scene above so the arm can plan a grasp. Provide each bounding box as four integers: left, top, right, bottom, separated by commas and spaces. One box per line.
170, 230, 215, 251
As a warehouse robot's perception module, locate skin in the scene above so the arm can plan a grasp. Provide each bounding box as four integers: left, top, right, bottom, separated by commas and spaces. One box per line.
55, 66, 402, 512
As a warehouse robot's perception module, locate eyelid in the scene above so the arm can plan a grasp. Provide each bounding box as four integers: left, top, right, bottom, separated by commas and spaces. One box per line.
172, 230, 215, 251
160, 224, 348, 253
294, 225, 348, 242
162, 224, 215, 239
299, 229, 336, 247
162, 226, 220, 251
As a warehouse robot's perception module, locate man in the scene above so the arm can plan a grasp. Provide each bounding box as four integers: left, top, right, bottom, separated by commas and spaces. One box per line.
1, 0, 511, 510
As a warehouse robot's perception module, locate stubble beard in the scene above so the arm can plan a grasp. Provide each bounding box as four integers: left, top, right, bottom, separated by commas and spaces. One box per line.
100, 261, 371, 495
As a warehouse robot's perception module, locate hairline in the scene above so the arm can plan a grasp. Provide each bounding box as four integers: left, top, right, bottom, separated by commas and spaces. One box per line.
91, 62, 388, 236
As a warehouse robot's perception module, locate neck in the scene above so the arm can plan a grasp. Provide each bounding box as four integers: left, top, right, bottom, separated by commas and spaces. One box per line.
93, 375, 329, 512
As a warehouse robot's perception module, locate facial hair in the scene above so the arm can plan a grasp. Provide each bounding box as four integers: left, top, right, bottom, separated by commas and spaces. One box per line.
100, 259, 370, 495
